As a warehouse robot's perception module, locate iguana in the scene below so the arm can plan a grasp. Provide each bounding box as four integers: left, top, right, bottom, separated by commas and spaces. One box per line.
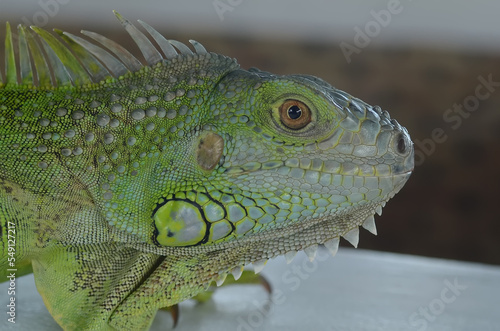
0, 12, 414, 330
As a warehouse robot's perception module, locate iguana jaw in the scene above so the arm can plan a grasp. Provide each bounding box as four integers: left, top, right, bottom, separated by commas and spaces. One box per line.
140, 170, 411, 290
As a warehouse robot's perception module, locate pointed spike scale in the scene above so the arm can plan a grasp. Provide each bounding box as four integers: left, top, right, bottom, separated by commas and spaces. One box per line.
215, 273, 227, 287
304, 244, 318, 262
63, 32, 129, 78
54, 29, 112, 83
189, 40, 207, 54
23, 25, 52, 87
137, 19, 179, 60
35, 32, 72, 86
81, 30, 142, 72
231, 266, 244, 281
253, 259, 267, 274
343, 227, 360, 248
376, 205, 383, 216
5, 22, 17, 85
17, 25, 34, 85
31, 26, 91, 86
362, 215, 377, 235
168, 39, 193, 55
113, 11, 162, 65
324, 237, 340, 256
285, 251, 297, 264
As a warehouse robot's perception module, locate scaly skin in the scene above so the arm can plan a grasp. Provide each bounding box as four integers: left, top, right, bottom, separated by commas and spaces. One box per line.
0, 13, 413, 330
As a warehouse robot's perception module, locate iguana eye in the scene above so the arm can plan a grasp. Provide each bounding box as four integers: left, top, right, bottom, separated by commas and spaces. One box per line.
279, 99, 311, 130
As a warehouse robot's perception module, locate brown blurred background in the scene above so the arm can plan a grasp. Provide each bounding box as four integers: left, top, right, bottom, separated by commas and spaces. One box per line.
1, 1, 499, 265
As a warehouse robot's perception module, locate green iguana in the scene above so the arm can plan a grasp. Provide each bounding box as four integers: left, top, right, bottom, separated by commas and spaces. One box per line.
0, 12, 414, 330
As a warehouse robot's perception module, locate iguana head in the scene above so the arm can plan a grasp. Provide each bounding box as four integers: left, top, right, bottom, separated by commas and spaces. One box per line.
153, 66, 413, 278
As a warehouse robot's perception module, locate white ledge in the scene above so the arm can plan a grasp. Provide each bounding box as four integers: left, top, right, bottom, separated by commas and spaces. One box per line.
2, 248, 499, 330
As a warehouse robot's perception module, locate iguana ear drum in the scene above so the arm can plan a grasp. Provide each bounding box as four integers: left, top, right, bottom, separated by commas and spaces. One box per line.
154, 199, 207, 246
196, 132, 224, 171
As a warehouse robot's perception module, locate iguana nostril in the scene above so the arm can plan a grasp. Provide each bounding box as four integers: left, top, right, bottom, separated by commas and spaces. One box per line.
396, 133, 407, 154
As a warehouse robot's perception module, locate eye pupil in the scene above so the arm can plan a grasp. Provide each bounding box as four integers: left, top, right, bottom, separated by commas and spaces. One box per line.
288, 105, 302, 120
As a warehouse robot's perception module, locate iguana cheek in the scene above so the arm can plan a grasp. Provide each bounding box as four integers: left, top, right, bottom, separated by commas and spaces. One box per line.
154, 200, 206, 246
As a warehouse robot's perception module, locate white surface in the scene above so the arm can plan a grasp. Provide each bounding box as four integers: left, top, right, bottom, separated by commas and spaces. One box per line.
2, 248, 499, 330
0, 0, 500, 53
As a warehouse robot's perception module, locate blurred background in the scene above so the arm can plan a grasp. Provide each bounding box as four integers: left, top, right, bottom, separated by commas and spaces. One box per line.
1, 0, 499, 265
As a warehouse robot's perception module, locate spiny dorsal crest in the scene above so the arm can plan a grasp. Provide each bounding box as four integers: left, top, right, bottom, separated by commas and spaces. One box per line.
1, 11, 233, 88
